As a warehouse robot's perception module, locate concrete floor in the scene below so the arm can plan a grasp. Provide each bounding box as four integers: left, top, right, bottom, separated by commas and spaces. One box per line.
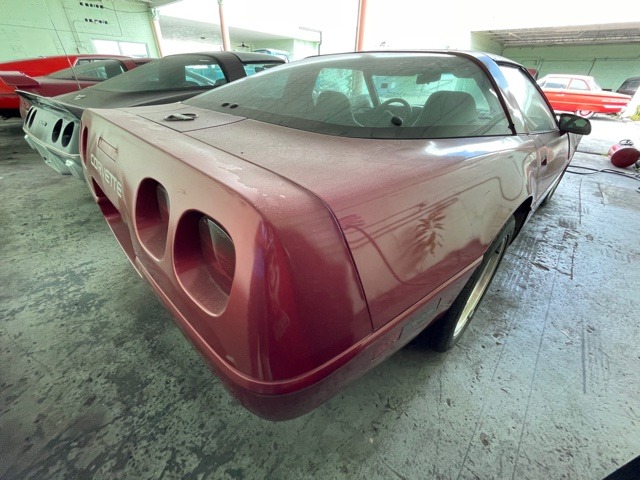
1, 115, 639, 480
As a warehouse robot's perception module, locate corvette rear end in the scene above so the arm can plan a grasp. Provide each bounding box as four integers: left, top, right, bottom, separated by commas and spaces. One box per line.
81, 101, 500, 419
80, 106, 395, 420
80, 51, 591, 419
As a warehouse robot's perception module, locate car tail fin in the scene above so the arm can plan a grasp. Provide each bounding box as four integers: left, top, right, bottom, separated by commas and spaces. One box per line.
0, 71, 40, 88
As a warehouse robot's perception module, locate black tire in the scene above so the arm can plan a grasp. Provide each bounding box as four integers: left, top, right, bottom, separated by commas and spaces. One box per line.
575, 110, 595, 119
430, 216, 516, 352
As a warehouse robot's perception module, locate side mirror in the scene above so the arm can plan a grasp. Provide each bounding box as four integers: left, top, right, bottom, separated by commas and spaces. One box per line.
558, 113, 591, 135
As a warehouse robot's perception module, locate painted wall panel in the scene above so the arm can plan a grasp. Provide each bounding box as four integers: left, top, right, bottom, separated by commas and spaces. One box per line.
0, 0, 159, 61
503, 45, 640, 90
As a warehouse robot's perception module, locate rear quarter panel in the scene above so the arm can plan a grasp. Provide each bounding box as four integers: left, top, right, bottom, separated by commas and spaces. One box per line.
81, 108, 373, 388
333, 137, 537, 329
179, 115, 538, 331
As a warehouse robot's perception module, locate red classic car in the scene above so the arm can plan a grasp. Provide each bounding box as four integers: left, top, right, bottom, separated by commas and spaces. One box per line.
537, 73, 631, 118
80, 51, 591, 420
0, 54, 142, 116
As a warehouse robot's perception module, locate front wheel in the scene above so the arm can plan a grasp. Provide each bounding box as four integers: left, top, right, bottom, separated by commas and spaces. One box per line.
430, 216, 516, 352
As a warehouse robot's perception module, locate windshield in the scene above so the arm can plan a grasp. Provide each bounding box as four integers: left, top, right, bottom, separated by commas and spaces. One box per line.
48, 59, 126, 82
90, 54, 283, 93
184, 53, 511, 139
91, 54, 223, 93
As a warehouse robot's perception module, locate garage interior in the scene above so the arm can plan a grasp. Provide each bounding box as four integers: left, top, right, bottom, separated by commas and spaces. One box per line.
1, 1, 640, 479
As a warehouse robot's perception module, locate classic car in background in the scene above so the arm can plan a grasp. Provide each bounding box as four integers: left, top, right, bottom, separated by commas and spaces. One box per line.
0, 58, 153, 117
0, 54, 140, 116
81, 51, 591, 420
537, 73, 631, 118
20, 51, 284, 178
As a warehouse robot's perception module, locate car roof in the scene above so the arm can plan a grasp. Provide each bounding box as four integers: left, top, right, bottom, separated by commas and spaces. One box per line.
162, 51, 286, 63
0, 54, 132, 67
539, 73, 595, 80
298, 50, 523, 69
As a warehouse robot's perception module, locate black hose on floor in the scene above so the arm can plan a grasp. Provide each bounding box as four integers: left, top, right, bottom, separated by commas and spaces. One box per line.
566, 164, 640, 194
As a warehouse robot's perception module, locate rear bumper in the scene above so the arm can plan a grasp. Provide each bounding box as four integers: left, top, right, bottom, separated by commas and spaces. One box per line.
22, 105, 82, 177
24, 130, 82, 177
93, 185, 473, 419
133, 248, 471, 420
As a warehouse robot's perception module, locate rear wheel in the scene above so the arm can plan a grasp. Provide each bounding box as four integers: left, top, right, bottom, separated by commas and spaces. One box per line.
575, 110, 594, 119
430, 216, 516, 352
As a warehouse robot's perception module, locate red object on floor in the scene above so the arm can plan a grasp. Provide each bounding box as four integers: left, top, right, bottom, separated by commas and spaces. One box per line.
608, 140, 640, 168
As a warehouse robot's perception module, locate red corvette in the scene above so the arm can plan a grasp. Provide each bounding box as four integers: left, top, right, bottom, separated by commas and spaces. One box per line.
81, 51, 591, 420
537, 73, 631, 118
0, 54, 145, 116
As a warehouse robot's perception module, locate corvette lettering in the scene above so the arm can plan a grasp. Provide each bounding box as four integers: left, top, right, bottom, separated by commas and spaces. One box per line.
90, 154, 122, 198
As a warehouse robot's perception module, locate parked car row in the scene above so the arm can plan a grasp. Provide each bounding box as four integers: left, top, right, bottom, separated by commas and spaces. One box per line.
3, 49, 592, 420
17, 51, 284, 177
0, 54, 151, 117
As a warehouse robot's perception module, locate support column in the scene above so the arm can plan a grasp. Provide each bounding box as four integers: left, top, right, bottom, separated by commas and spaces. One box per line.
149, 8, 164, 57
217, 0, 231, 51
354, 0, 367, 52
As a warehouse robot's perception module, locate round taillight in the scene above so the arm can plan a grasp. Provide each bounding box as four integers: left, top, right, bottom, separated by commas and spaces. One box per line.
198, 216, 236, 292
81, 126, 89, 162
61, 122, 75, 148
27, 108, 37, 128
52, 119, 64, 143
174, 211, 235, 315
135, 179, 170, 259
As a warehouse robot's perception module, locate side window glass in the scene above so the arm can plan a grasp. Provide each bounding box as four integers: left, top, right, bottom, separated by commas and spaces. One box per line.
314, 68, 343, 95
313, 68, 371, 106
569, 79, 589, 91
184, 63, 223, 86
500, 65, 557, 133
48, 60, 125, 81
540, 77, 570, 89
260, 69, 289, 99
242, 62, 281, 76
401, 70, 509, 135
95, 55, 221, 93
77, 64, 108, 80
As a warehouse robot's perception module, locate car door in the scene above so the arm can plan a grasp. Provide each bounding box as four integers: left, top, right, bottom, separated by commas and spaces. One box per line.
500, 65, 571, 204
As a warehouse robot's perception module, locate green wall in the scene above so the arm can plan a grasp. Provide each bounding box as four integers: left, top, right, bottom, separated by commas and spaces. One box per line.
0, 0, 159, 61
503, 44, 640, 90
470, 32, 504, 56
471, 34, 640, 91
